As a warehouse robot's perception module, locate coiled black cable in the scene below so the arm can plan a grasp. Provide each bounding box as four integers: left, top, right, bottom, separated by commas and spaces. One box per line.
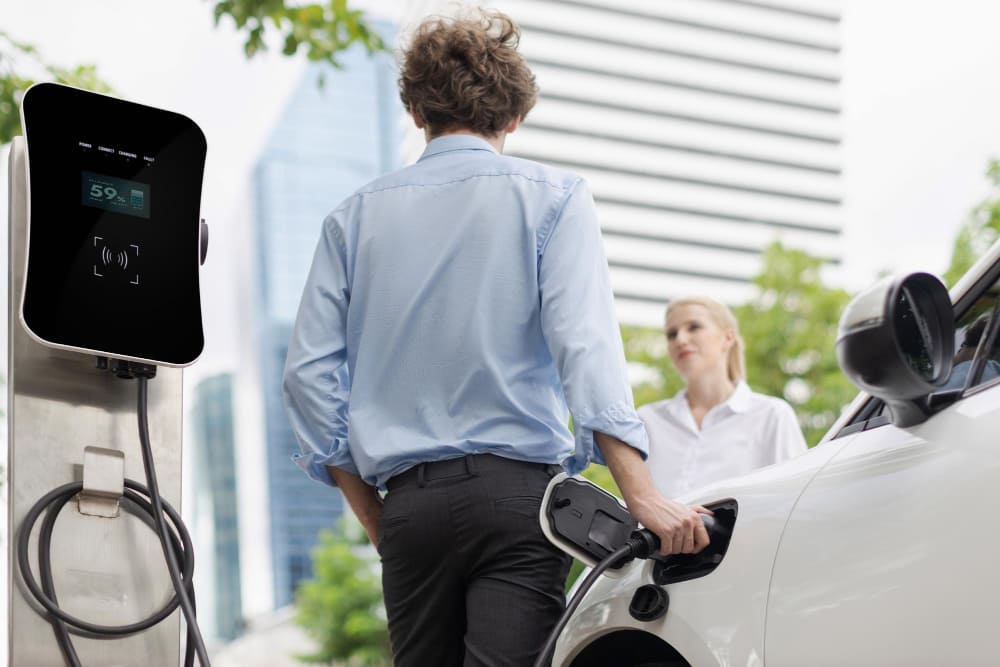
18, 479, 197, 665
16, 369, 209, 665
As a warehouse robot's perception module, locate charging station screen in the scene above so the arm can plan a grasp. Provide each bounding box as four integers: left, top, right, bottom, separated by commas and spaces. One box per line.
81, 171, 150, 219
20, 83, 206, 366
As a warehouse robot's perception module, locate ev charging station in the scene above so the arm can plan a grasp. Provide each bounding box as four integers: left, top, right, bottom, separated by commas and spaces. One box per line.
7, 83, 210, 665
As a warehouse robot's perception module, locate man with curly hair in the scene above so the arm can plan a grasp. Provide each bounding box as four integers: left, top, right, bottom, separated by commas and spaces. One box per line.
284, 8, 709, 665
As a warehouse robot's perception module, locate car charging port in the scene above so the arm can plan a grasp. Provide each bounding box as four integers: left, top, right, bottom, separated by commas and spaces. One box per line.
652, 499, 737, 586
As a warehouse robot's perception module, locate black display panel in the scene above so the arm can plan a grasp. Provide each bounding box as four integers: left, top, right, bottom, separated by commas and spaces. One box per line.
20, 83, 206, 366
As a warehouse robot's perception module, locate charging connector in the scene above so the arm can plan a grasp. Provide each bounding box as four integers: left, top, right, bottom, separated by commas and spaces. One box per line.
535, 476, 736, 667
541, 475, 638, 569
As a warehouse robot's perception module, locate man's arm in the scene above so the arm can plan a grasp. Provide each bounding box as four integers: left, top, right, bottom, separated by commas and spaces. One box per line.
284, 210, 359, 485
328, 466, 383, 547
537, 179, 648, 472
596, 432, 710, 556
534, 179, 707, 554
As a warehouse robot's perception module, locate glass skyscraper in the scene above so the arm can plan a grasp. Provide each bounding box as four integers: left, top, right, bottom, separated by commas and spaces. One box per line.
248, 26, 400, 608
190, 373, 244, 641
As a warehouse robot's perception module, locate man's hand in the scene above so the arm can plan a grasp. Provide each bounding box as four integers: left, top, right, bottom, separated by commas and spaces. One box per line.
628, 494, 711, 556
327, 466, 383, 547
595, 432, 710, 556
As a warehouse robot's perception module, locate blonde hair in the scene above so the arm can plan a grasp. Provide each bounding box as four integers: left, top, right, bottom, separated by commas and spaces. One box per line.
665, 296, 746, 383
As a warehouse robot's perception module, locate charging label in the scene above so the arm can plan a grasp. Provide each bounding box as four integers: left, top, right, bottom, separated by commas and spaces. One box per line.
81, 171, 150, 219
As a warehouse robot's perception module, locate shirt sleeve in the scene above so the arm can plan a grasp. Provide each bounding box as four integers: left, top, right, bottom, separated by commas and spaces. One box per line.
769, 400, 809, 464
537, 178, 648, 473
282, 210, 358, 487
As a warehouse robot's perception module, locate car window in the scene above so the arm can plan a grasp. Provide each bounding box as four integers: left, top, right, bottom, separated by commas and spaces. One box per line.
940, 284, 1000, 393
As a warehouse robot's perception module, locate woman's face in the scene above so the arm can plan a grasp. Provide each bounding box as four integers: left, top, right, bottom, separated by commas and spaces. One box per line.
665, 304, 735, 382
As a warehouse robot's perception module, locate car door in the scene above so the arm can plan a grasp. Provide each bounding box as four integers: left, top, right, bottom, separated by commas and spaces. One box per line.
763, 272, 1000, 666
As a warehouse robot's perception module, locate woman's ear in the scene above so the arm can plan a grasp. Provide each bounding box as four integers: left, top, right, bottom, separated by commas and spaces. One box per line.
722, 328, 737, 350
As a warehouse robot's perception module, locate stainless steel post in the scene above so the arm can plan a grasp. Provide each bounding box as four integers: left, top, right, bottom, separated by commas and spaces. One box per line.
7, 137, 183, 665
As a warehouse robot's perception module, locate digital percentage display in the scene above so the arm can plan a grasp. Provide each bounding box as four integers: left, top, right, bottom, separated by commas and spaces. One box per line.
81, 171, 150, 219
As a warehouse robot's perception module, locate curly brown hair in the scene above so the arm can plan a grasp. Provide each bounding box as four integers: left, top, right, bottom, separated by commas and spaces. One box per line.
398, 9, 538, 137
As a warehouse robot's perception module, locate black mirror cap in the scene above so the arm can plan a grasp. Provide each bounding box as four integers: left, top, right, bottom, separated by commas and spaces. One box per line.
836, 272, 954, 426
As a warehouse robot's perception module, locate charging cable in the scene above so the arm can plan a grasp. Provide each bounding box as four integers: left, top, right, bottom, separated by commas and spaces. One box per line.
534, 517, 715, 667
533, 529, 658, 667
16, 362, 211, 666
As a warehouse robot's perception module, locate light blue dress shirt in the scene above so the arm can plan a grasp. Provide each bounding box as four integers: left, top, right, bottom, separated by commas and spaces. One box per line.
283, 134, 648, 487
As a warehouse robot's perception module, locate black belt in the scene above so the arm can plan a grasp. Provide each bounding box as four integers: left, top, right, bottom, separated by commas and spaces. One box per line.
386, 453, 562, 491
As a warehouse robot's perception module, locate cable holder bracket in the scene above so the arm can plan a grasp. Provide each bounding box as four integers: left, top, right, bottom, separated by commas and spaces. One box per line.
78, 446, 125, 518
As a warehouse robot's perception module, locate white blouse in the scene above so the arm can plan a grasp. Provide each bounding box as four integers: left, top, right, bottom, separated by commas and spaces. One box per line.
638, 382, 807, 498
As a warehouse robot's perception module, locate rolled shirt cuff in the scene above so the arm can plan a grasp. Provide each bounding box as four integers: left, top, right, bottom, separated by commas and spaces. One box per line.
563, 403, 649, 474
291, 441, 359, 487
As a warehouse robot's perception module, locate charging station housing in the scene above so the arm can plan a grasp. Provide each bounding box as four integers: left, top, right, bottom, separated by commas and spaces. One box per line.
20, 82, 206, 366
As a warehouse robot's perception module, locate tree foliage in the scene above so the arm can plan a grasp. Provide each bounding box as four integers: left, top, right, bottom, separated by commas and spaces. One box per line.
212, 0, 387, 66
0, 2, 385, 145
0, 31, 114, 144
944, 159, 1000, 286
735, 243, 856, 444
295, 518, 390, 666
622, 242, 856, 446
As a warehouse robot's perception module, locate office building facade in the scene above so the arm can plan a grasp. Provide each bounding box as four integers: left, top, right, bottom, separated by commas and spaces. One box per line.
403, 0, 843, 325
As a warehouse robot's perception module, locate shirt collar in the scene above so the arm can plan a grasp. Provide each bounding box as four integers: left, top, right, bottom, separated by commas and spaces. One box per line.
418, 134, 499, 162
666, 381, 752, 419
726, 381, 752, 414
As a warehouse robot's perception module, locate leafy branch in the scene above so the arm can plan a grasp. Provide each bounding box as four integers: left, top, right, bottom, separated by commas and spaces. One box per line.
944, 159, 1000, 286
0, 31, 113, 144
212, 0, 388, 66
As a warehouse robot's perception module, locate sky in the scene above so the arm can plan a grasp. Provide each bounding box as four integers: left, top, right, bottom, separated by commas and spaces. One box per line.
840, 2, 1000, 288
5, 0, 1000, 367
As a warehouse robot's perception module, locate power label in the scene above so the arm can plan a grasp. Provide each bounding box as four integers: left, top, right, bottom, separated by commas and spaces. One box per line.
81, 171, 150, 219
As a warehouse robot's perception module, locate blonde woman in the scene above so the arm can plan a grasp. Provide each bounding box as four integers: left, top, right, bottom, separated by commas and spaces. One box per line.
639, 296, 807, 498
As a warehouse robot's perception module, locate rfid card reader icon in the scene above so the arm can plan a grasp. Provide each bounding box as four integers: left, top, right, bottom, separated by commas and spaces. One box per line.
93, 235, 139, 285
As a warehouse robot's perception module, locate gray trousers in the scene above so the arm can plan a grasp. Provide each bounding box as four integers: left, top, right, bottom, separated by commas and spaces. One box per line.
379, 454, 572, 666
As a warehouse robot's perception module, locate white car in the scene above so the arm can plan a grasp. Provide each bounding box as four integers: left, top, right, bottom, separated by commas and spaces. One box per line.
552, 242, 1000, 667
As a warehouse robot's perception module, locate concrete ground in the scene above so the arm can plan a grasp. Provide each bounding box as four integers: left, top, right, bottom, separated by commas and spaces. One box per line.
211, 607, 320, 667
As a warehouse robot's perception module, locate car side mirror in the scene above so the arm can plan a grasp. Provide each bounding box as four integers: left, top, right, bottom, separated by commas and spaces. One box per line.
836, 272, 954, 427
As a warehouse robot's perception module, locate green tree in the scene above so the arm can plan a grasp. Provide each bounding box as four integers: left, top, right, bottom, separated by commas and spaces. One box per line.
212, 0, 387, 66
0, 2, 385, 145
0, 31, 114, 144
295, 517, 390, 666
622, 242, 855, 446
944, 159, 1000, 286
735, 243, 855, 444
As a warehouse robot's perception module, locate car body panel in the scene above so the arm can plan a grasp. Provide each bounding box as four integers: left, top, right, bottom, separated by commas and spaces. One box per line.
766, 383, 1000, 666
